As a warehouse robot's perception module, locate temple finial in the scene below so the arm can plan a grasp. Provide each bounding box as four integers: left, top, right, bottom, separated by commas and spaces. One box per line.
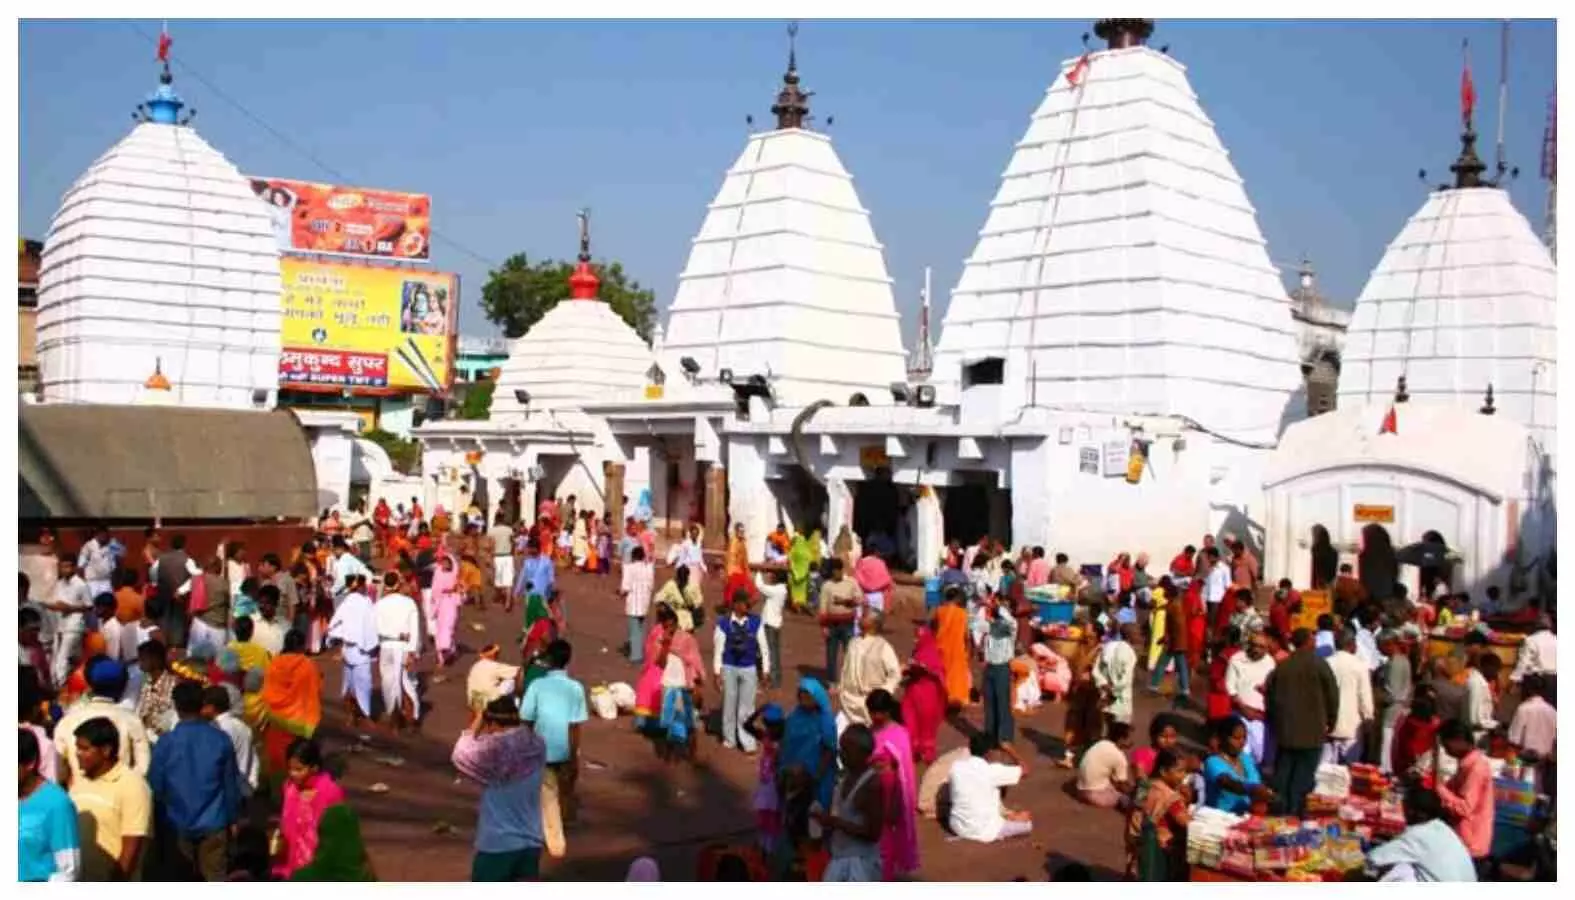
577, 208, 591, 262
771, 21, 812, 130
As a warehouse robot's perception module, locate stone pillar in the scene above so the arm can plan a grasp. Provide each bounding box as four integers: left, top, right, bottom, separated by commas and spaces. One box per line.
704, 463, 728, 553
604, 462, 626, 531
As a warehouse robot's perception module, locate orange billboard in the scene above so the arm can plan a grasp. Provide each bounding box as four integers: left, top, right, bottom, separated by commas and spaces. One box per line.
248, 176, 431, 261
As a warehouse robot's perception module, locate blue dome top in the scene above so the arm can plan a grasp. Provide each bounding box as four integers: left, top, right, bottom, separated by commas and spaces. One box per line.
144, 69, 184, 125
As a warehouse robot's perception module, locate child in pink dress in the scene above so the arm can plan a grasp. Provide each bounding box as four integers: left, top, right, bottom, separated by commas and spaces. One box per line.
744, 703, 786, 854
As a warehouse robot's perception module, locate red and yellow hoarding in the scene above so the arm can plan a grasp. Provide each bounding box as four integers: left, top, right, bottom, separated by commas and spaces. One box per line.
249, 176, 431, 261
280, 259, 458, 395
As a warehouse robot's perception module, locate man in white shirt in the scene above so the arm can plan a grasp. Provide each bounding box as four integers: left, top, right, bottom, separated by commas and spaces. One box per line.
77, 526, 117, 597
1202, 546, 1231, 632
620, 546, 656, 665
756, 569, 789, 689
54, 659, 152, 782
1326, 628, 1375, 764
713, 592, 771, 753
947, 734, 1033, 843
202, 685, 259, 798
1510, 616, 1556, 690
47, 556, 94, 689
251, 586, 288, 656
374, 571, 423, 730
487, 514, 517, 612
1226, 632, 1277, 765
665, 523, 707, 579
1463, 652, 1501, 744
325, 575, 379, 725
329, 537, 372, 600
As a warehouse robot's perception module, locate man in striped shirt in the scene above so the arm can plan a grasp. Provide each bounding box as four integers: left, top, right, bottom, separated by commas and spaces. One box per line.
620, 546, 656, 665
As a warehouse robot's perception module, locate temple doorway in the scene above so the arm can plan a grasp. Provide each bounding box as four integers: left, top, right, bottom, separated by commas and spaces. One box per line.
770, 466, 828, 535
943, 470, 1012, 547
853, 468, 918, 568
1359, 523, 1398, 603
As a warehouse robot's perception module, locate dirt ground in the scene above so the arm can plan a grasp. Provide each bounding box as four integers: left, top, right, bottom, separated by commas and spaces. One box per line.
306, 566, 1196, 881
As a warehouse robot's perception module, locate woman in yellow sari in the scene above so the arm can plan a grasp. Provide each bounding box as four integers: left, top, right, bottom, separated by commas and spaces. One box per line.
259, 628, 324, 784
1146, 583, 1169, 670
725, 523, 750, 579
787, 532, 814, 613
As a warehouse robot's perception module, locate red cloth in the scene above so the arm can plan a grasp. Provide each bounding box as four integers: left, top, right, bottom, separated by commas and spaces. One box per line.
723, 571, 755, 607
1461, 47, 1477, 124
1379, 405, 1398, 435
1206, 646, 1240, 720
900, 629, 947, 764
1392, 714, 1440, 775
1169, 552, 1195, 579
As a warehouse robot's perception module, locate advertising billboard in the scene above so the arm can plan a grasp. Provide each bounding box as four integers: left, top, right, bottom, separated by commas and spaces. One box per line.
280, 259, 458, 394
248, 176, 431, 261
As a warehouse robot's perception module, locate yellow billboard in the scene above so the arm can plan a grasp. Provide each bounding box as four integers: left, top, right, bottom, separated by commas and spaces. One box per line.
279, 259, 458, 394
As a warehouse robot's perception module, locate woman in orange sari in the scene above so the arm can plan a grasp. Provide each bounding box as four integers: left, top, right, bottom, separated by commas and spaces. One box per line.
931, 587, 973, 710
259, 628, 324, 784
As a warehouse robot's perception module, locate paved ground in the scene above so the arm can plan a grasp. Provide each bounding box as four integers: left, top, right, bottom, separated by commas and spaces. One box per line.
305, 566, 1198, 881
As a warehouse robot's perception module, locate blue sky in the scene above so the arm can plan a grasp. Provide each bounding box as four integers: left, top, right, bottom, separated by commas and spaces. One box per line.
19, 19, 1557, 340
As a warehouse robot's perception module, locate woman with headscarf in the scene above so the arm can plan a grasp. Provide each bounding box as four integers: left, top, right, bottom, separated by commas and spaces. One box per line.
518, 593, 561, 695
931, 588, 973, 710
866, 689, 919, 880
430, 552, 464, 669
259, 628, 324, 780
853, 552, 894, 624
634, 605, 705, 761
274, 737, 346, 877
571, 513, 590, 569
726, 523, 751, 579
432, 505, 451, 537
289, 805, 376, 881
654, 565, 705, 632
787, 532, 814, 614
779, 676, 839, 811
900, 626, 947, 764
1059, 622, 1105, 768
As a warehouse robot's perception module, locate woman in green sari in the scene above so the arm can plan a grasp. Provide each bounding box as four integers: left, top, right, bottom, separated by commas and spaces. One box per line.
787, 532, 814, 613
289, 805, 376, 881
518, 593, 559, 693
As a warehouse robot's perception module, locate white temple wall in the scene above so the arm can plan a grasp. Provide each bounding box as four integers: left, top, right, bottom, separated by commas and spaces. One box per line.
1263, 467, 1501, 595
306, 425, 355, 513
727, 435, 775, 564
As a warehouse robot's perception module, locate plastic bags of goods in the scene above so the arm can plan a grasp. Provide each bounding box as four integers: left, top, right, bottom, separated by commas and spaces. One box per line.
1312, 763, 1351, 799
607, 681, 636, 711
1347, 762, 1392, 798
589, 684, 618, 720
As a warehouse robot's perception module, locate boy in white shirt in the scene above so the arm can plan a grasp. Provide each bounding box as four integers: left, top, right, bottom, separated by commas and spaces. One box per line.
755, 569, 789, 689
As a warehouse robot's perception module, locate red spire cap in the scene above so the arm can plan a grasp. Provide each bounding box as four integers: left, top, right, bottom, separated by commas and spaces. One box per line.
569, 260, 600, 300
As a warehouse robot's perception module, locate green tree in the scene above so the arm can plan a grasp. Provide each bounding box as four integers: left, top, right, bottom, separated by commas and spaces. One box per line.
362, 427, 421, 475
456, 378, 495, 420
480, 253, 657, 341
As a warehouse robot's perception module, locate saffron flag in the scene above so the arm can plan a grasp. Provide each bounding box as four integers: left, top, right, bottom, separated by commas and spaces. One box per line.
1460, 40, 1476, 125
1067, 52, 1092, 87
1379, 405, 1398, 435
157, 23, 172, 63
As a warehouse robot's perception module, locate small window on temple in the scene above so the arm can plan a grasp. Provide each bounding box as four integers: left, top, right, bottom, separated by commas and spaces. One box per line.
963, 357, 1005, 387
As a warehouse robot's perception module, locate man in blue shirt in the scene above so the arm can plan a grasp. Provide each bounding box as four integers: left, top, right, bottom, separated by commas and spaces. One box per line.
520, 639, 587, 834
146, 679, 242, 881
514, 540, 555, 608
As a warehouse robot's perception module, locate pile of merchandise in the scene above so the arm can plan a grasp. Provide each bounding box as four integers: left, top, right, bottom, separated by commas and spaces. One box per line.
1187, 763, 1406, 881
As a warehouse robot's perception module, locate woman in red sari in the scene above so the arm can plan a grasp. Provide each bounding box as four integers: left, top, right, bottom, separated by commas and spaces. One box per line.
1184, 576, 1208, 672
899, 626, 947, 764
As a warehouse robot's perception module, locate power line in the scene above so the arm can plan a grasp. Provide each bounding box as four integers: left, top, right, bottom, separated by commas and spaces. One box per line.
121, 21, 503, 272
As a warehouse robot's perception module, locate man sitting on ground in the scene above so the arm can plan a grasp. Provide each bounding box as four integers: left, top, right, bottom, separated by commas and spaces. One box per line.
946, 733, 1032, 843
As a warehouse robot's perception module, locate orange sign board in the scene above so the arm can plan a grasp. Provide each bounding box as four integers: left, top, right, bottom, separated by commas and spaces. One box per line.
249, 176, 431, 261
1353, 504, 1395, 524
1294, 589, 1332, 631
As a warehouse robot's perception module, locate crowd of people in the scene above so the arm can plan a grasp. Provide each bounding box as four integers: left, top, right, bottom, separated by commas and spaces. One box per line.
16, 507, 1559, 882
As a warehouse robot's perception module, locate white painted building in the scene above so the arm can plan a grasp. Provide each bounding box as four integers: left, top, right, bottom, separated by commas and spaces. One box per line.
659, 39, 909, 407
29, 59, 411, 515
1265, 124, 1557, 600
35, 70, 283, 411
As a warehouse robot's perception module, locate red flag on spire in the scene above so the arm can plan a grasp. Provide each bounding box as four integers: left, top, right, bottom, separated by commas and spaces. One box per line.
1460, 39, 1476, 126
1067, 52, 1092, 87
1379, 405, 1398, 436
157, 23, 172, 63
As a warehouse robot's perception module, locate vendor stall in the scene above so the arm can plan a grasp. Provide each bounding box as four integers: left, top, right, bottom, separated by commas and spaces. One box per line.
1422, 625, 1526, 690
